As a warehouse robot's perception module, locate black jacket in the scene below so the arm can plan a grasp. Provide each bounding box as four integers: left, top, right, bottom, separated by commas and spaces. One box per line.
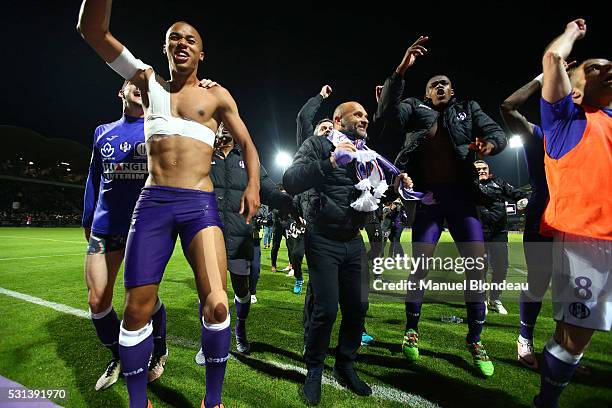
296, 94, 329, 229
375, 72, 507, 185
211, 146, 294, 259
296, 93, 326, 148
283, 135, 366, 241
475, 176, 527, 235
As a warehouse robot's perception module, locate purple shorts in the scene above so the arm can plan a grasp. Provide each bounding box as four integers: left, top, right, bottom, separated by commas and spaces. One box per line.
124, 186, 224, 287
412, 183, 484, 244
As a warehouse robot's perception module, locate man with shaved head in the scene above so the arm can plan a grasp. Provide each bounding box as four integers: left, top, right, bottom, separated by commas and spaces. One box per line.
375, 36, 507, 377
534, 19, 611, 408
284, 101, 412, 404
78, 1, 261, 407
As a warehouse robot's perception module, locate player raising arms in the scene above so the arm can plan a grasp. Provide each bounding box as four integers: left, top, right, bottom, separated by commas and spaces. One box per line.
77, 1, 261, 407
534, 19, 611, 407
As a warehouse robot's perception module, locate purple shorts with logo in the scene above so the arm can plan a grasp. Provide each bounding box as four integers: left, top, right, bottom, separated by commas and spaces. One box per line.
123, 186, 224, 287
412, 183, 484, 244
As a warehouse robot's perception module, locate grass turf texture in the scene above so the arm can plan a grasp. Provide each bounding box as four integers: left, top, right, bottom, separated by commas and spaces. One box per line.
0, 227, 610, 407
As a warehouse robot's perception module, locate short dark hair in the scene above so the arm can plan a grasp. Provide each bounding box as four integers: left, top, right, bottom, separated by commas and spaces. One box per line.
316, 118, 332, 126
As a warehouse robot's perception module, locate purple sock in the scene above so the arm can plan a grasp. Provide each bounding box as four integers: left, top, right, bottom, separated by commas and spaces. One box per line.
536, 338, 581, 408
404, 302, 422, 331
152, 298, 167, 356
119, 321, 153, 408
465, 302, 486, 344
202, 314, 231, 408
91, 306, 121, 359
519, 291, 542, 340
234, 294, 251, 342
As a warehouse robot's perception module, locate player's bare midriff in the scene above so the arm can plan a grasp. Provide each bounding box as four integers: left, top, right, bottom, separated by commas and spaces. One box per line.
145, 135, 214, 192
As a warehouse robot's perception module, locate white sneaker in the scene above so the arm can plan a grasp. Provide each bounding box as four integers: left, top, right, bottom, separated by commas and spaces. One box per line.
517, 336, 538, 369
195, 347, 206, 366
488, 299, 508, 315
286, 269, 294, 277
95, 358, 121, 390
282, 265, 292, 272
251, 295, 258, 304
148, 349, 169, 383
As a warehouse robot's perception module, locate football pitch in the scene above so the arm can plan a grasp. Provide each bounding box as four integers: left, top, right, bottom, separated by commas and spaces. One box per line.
0, 227, 610, 407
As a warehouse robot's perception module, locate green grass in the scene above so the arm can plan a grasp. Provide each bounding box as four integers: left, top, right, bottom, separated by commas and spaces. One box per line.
0, 227, 610, 408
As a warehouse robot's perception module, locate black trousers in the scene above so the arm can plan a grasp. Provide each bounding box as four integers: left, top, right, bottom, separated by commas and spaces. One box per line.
484, 231, 509, 301
303, 227, 368, 369
364, 222, 384, 262
388, 225, 404, 257
270, 227, 284, 267
287, 234, 305, 280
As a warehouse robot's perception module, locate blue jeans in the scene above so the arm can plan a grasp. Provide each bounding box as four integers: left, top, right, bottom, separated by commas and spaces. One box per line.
263, 226, 272, 247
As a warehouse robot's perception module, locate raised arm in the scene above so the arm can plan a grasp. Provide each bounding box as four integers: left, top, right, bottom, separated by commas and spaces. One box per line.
500, 76, 541, 137
77, 0, 149, 88
542, 19, 586, 103
215, 87, 261, 224
375, 37, 427, 129
296, 85, 332, 147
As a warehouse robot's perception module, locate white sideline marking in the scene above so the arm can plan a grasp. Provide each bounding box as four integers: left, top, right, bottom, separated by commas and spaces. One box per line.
0, 235, 83, 244
0, 253, 83, 261
513, 267, 527, 275
0, 287, 89, 319
0, 287, 440, 408
264, 359, 439, 407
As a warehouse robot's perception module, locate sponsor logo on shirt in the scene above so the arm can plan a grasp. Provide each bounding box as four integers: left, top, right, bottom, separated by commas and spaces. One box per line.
135, 142, 147, 157
239, 160, 245, 169
103, 162, 148, 180
100, 142, 115, 158
457, 112, 467, 121
106, 135, 119, 141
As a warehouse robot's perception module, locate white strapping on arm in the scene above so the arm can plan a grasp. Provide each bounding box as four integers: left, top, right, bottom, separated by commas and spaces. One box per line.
107, 46, 150, 80
533, 73, 544, 85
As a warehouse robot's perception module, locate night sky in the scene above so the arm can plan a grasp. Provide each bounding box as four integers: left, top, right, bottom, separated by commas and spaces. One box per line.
1, 1, 608, 184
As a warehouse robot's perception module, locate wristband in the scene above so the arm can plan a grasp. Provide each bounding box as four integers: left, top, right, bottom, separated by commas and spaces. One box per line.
107, 46, 149, 80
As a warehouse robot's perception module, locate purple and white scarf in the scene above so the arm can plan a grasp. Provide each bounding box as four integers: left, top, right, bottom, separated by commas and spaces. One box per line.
327, 130, 433, 212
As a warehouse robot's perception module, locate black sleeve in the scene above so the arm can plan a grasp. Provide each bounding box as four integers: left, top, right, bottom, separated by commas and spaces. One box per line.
499, 178, 528, 200
375, 72, 414, 130
296, 94, 324, 148
470, 100, 507, 155
479, 205, 506, 225
260, 165, 295, 212
283, 137, 335, 196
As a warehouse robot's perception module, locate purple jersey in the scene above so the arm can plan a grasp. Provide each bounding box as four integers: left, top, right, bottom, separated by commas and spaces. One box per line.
540, 93, 612, 159
82, 116, 147, 235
